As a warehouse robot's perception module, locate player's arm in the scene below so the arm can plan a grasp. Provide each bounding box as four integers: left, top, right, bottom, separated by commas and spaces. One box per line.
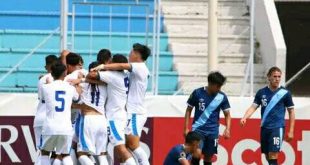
240, 104, 258, 127
179, 159, 190, 165
184, 106, 193, 137
223, 110, 231, 139
91, 63, 132, 71
286, 107, 295, 142
60, 50, 70, 65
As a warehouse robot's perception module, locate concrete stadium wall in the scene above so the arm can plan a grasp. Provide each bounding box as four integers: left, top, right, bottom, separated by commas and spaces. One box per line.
0, 94, 310, 164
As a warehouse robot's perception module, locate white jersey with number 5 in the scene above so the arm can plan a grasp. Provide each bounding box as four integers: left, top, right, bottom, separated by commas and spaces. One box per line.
99, 71, 129, 119
41, 80, 80, 135
127, 63, 149, 114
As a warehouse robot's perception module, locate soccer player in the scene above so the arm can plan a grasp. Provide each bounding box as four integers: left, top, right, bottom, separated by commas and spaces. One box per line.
33, 54, 58, 164
72, 61, 109, 165
88, 54, 136, 165
184, 71, 231, 165
240, 66, 295, 165
92, 43, 151, 165
97, 49, 112, 64
164, 131, 202, 165
40, 61, 81, 165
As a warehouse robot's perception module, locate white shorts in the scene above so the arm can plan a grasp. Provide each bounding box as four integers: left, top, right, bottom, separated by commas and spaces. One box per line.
77, 115, 108, 155
108, 119, 127, 147
40, 135, 72, 154
125, 113, 147, 137
34, 126, 42, 149
72, 113, 82, 143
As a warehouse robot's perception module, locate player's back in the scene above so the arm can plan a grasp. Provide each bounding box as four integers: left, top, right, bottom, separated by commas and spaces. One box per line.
80, 82, 107, 115
41, 80, 79, 135
99, 71, 128, 119
127, 63, 149, 114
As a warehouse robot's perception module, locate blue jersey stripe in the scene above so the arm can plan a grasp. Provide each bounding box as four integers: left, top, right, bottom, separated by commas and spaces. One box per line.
132, 114, 139, 136
261, 89, 288, 127
79, 116, 89, 151
192, 93, 224, 130
109, 121, 123, 141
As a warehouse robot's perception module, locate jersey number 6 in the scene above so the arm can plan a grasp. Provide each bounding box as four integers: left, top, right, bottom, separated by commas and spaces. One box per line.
55, 91, 66, 112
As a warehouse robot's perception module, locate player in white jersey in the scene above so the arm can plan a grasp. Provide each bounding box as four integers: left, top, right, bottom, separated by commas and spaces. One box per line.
88, 54, 136, 165
40, 61, 81, 165
92, 43, 151, 165
33, 55, 58, 165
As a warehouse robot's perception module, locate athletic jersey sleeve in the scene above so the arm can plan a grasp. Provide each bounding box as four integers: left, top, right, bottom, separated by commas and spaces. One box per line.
253, 89, 262, 107
129, 63, 147, 80
99, 71, 112, 84
71, 86, 80, 102
187, 90, 198, 107
175, 148, 187, 161
220, 94, 231, 112
284, 91, 294, 109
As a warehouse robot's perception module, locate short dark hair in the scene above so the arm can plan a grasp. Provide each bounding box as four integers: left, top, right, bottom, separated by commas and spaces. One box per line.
133, 43, 150, 61
97, 49, 111, 64
267, 66, 282, 77
66, 52, 80, 66
112, 54, 128, 64
51, 61, 67, 80
45, 55, 58, 66
88, 61, 100, 72
208, 71, 226, 86
78, 54, 84, 65
185, 131, 201, 144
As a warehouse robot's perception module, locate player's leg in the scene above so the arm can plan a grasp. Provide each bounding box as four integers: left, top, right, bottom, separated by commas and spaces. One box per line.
55, 135, 74, 165
77, 115, 95, 165
191, 148, 202, 165
71, 111, 81, 165
96, 115, 109, 165
266, 127, 284, 165
108, 119, 136, 165
125, 113, 149, 165
52, 155, 62, 165
33, 126, 42, 165
260, 127, 269, 162
40, 150, 51, 165
202, 134, 218, 165
40, 135, 57, 165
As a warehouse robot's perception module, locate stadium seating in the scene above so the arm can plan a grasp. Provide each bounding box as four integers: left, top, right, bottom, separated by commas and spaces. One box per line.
0, 0, 178, 94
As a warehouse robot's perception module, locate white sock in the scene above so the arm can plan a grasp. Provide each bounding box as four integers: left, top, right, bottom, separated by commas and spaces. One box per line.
125, 157, 136, 165
52, 158, 62, 165
70, 149, 78, 165
99, 155, 109, 165
89, 155, 96, 163
63, 156, 74, 165
78, 155, 94, 165
34, 151, 41, 165
40, 155, 50, 165
133, 147, 149, 165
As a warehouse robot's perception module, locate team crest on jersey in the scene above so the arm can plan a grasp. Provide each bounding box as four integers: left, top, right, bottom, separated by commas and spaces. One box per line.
180, 152, 186, 158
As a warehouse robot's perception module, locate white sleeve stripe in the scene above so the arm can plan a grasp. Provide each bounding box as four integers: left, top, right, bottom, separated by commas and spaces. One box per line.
187, 103, 194, 108
223, 108, 230, 112
178, 158, 186, 161
252, 103, 259, 109
287, 106, 294, 109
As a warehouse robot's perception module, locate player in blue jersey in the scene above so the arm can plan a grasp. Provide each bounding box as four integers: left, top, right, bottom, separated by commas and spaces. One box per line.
184, 71, 231, 165
240, 66, 295, 165
164, 131, 202, 165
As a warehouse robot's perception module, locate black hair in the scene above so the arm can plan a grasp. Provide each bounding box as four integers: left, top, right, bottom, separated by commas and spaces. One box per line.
185, 131, 201, 144
97, 49, 111, 64
112, 54, 128, 72
78, 54, 84, 65
267, 66, 282, 77
208, 71, 226, 86
66, 52, 80, 66
45, 55, 58, 66
133, 43, 150, 61
51, 61, 66, 80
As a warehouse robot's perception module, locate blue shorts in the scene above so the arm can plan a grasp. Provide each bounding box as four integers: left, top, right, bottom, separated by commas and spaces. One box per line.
261, 127, 284, 154
195, 132, 218, 156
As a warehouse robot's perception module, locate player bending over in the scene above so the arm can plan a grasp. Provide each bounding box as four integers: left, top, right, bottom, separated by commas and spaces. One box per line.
88, 54, 136, 165
33, 54, 58, 165
92, 43, 151, 165
184, 72, 231, 165
164, 131, 202, 165
40, 61, 81, 165
240, 66, 295, 165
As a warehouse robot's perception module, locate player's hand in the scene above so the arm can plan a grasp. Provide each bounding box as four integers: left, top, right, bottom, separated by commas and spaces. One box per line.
183, 128, 189, 138
91, 64, 105, 72
240, 118, 247, 127
223, 128, 231, 139
286, 131, 294, 142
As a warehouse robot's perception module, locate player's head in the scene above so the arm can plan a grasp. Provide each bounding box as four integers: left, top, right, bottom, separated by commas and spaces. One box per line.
78, 55, 84, 69
66, 52, 81, 74
97, 49, 112, 64
267, 66, 282, 88
88, 61, 100, 72
112, 54, 128, 72
185, 131, 201, 153
207, 71, 226, 94
51, 61, 67, 80
45, 54, 58, 72
129, 43, 150, 62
